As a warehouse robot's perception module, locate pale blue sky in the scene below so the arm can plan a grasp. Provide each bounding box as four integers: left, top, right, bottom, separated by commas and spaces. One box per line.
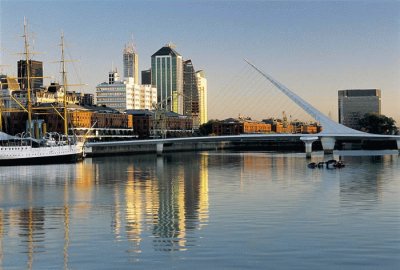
1, 0, 399, 122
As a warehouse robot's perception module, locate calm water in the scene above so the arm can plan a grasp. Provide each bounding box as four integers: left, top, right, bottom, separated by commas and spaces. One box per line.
0, 150, 399, 269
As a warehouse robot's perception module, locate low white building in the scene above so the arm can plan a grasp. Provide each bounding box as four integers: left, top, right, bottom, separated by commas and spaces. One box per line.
96, 70, 157, 112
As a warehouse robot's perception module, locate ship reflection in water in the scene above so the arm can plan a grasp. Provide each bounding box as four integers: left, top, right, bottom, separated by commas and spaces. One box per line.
0, 151, 399, 269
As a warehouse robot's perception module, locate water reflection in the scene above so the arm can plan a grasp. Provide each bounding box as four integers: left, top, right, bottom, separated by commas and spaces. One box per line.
90, 154, 210, 252
338, 155, 397, 209
0, 154, 210, 267
0, 151, 398, 269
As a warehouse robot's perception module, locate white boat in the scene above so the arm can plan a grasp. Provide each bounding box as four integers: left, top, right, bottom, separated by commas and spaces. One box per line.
0, 132, 85, 166
0, 20, 85, 166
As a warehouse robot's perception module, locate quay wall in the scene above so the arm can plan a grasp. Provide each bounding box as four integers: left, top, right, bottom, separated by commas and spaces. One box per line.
86, 141, 234, 157
85, 139, 309, 157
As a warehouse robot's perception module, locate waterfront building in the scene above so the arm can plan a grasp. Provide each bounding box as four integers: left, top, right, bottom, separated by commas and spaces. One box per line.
151, 43, 183, 114
338, 89, 381, 130
79, 93, 94, 106
123, 43, 139, 84
96, 70, 157, 112
17, 60, 43, 90
96, 70, 135, 112
141, 69, 151, 85
183, 60, 200, 129
9, 104, 135, 139
212, 118, 271, 136
195, 70, 208, 125
126, 109, 193, 139
1, 79, 82, 110
0, 75, 20, 109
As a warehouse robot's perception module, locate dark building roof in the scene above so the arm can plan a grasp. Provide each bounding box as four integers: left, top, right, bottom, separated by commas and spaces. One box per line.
125, 109, 154, 117
81, 104, 120, 114
338, 89, 381, 97
125, 109, 189, 118
47, 82, 61, 93
151, 45, 181, 57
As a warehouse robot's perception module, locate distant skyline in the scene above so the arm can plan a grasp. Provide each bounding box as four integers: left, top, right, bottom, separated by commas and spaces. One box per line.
1, 0, 399, 123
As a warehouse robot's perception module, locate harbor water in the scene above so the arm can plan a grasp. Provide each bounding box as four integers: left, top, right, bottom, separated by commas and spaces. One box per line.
0, 150, 399, 269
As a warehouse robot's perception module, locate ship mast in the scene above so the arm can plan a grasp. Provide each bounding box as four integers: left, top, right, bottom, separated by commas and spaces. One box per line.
23, 18, 33, 136
60, 33, 68, 137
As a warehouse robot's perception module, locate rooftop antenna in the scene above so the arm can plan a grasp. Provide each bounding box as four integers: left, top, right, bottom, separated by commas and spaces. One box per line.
166, 42, 176, 49
131, 33, 137, 53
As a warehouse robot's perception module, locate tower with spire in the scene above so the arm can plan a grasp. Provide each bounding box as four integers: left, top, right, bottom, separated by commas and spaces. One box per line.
123, 40, 138, 84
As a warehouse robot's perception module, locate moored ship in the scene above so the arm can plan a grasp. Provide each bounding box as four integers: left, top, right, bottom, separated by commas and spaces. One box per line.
0, 132, 84, 166
0, 20, 85, 166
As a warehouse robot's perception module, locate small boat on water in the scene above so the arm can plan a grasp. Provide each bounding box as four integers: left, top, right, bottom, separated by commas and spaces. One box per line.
0, 20, 85, 166
308, 159, 345, 169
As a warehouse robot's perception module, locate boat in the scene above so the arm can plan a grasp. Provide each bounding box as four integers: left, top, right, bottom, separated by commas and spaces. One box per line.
0, 20, 85, 166
307, 160, 346, 169
0, 132, 84, 166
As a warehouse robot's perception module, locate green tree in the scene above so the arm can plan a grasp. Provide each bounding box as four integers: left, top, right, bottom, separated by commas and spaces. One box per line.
358, 113, 398, 135
199, 119, 219, 136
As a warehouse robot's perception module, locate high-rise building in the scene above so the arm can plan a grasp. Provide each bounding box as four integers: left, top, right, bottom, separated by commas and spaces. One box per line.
151, 43, 183, 114
196, 70, 208, 125
183, 60, 200, 128
17, 60, 43, 90
338, 89, 381, 130
123, 43, 139, 84
141, 69, 151, 85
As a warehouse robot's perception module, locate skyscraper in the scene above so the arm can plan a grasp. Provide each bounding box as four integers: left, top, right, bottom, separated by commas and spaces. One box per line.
338, 89, 381, 130
17, 60, 43, 90
195, 70, 208, 125
151, 43, 183, 114
183, 60, 200, 128
123, 43, 139, 84
141, 69, 151, 85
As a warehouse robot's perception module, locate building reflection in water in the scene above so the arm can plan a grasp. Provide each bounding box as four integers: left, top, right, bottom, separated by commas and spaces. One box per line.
0, 209, 3, 268
0, 153, 210, 267
111, 153, 210, 252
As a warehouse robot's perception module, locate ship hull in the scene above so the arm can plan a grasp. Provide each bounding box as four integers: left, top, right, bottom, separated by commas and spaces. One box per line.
0, 152, 84, 166
0, 143, 85, 166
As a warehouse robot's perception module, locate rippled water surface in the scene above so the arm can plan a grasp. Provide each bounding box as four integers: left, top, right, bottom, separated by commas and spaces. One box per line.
0, 151, 399, 269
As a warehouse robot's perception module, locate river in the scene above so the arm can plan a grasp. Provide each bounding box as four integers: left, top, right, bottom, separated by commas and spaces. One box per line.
0, 150, 399, 269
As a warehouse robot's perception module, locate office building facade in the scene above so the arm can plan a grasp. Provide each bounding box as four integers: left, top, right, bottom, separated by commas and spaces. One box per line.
151, 44, 183, 114
338, 89, 381, 130
123, 43, 139, 84
141, 69, 151, 85
183, 60, 200, 128
17, 60, 43, 90
196, 70, 208, 125
96, 70, 156, 112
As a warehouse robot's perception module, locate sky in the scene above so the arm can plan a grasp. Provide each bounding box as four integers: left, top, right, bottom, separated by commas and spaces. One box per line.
1, 0, 399, 123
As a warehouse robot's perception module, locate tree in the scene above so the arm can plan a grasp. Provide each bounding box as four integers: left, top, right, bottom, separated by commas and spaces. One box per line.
199, 119, 219, 136
358, 113, 398, 135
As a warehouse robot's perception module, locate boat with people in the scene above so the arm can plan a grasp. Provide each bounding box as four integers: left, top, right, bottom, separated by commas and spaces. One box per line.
0, 20, 85, 166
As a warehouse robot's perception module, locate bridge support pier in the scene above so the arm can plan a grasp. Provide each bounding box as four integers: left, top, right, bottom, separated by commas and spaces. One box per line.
300, 136, 319, 158
396, 139, 400, 152
156, 143, 164, 156
321, 137, 336, 154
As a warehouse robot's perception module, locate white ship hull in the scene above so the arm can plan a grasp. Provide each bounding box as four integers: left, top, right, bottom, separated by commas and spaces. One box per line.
0, 142, 85, 166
